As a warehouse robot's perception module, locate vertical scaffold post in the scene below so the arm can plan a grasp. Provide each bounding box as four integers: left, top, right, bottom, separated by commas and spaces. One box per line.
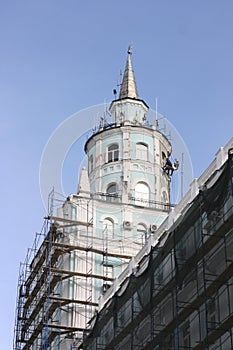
42, 188, 55, 350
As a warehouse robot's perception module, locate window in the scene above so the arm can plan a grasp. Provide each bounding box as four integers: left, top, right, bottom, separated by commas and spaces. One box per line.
180, 321, 190, 349
135, 182, 149, 206
162, 190, 169, 210
89, 154, 93, 172
162, 151, 167, 164
107, 183, 118, 202
207, 299, 216, 329
71, 205, 77, 220
136, 143, 148, 161
137, 223, 147, 244
103, 218, 114, 238
108, 144, 119, 162
164, 334, 174, 349
154, 264, 164, 285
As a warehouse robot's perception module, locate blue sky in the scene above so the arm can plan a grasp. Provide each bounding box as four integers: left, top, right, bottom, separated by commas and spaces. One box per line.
1, 1, 233, 348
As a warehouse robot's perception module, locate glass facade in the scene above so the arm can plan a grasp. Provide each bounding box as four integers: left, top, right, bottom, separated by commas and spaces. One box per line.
83, 159, 233, 350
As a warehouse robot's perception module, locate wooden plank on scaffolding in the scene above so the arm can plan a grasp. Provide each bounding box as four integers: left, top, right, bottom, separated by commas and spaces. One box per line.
45, 240, 133, 259
49, 295, 98, 307
45, 215, 93, 227
47, 323, 86, 332
44, 266, 114, 281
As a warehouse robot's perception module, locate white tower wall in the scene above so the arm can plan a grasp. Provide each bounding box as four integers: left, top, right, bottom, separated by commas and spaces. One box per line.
52, 48, 174, 348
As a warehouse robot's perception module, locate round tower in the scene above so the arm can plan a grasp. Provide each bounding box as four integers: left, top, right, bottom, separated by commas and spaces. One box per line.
84, 47, 172, 213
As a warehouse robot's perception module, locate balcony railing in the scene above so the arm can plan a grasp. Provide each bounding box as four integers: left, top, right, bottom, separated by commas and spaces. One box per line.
91, 192, 171, 210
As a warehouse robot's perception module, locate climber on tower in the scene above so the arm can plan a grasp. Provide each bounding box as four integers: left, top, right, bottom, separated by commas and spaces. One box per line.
163, 153, 179, 177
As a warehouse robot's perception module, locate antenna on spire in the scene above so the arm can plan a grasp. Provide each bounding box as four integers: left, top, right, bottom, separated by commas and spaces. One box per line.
155, 98, 159, 128
116, 69, 122, 95
181, 152, 184, 199
128, 45, 132, 55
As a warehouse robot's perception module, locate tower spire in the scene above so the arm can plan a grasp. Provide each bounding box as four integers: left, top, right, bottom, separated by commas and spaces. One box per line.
119, 46, 139, 99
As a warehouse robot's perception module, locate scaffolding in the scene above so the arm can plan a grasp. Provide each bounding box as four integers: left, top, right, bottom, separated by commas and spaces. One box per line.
82, 157, 233, 350
13, 192, 135, 350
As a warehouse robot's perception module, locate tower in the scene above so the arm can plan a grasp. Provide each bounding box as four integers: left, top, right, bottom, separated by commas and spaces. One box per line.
55, 47, 173, 341
84, 46, 172, 239
14, 48, 176, 350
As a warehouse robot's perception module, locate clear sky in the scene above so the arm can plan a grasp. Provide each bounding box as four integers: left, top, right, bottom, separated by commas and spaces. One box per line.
1, 1, 233, 348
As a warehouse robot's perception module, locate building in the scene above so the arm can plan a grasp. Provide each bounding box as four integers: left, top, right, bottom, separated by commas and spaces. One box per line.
14, 49, 180, 350
82, 142, 233, 350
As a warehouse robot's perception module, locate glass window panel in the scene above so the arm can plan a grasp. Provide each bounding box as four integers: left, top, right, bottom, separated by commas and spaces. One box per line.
103, 218, 114, 238
106, 183, 118, 202
136, 143, 148, 160
108, 144, 119, 162
135, 182, 149, 206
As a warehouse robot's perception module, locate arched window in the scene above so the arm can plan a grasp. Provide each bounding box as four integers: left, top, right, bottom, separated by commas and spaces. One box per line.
71, 205, 77, 220
136, 143, 148, 161
89, 154, 93, 173
103, 218, 114, 238
162, 190, 169, 210
135, 182, 149, 206
162, 151, 167, 167
106, 183, 118, 202
108, 144, 119, 162
137, 223, 147, 244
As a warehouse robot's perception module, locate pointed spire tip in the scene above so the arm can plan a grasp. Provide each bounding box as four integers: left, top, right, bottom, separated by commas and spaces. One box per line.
119, 45, 138, 99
